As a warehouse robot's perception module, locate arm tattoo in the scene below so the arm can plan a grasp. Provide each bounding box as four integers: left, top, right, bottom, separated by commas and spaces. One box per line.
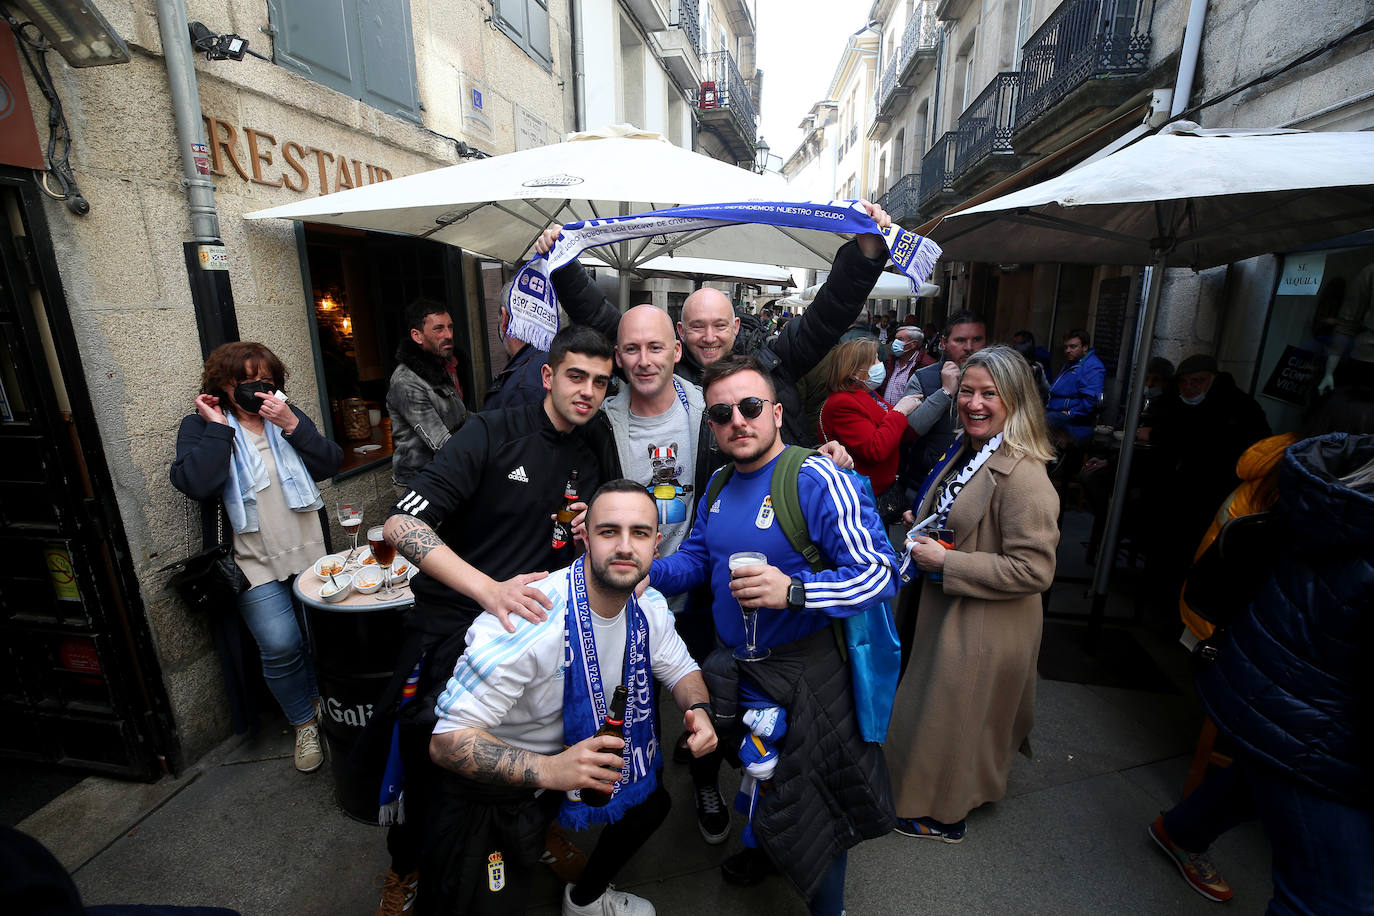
438, 730, 542, 787
391, 514, 443, 564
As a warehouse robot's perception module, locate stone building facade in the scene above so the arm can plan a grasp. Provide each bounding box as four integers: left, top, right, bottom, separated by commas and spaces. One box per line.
1, 0, 571, 776
790, 0, 1374, 428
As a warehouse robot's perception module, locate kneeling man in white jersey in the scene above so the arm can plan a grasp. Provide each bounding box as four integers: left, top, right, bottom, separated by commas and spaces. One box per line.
427, 479, 718, 916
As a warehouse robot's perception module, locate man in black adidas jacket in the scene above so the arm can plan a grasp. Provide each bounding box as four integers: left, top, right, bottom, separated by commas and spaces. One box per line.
369, 325, 621, 916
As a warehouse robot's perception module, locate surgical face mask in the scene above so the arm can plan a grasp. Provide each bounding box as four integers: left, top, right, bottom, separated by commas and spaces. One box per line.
1180, 391, 1207, 406
864, 362, 886, 390
1144, 386, 1163, 401
891, 339, 906, 357
232, 380, 275, 414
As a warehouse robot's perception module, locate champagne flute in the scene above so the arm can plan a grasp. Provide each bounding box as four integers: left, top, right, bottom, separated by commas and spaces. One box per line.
367, 525, 397, 599
728, 551, 770, 662
336, 501, 363, 564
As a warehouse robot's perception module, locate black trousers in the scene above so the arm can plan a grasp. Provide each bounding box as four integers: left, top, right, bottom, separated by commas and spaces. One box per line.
422, 777, 672, 916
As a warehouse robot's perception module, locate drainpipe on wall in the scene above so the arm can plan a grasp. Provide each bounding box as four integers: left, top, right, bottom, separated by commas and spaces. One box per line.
571, 0, 586, 131
1171, 0, 1207, 118
156, 0, 239, 355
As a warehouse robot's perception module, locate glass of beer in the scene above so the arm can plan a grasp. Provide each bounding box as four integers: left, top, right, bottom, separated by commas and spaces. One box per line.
336, 502, 363, 560
367, 525, 397, 598
728, 551, 770, 661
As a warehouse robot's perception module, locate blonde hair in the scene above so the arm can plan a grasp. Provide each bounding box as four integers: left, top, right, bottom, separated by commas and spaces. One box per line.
827, 338, 879, 393
960, 346, 1056, 463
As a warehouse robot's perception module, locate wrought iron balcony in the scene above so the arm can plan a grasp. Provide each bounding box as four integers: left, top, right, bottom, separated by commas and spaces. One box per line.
674, 0, 701, 57
1015, 0, 1155, 133
953, 72, 1020, 177
918, 132, 959, 211
695, 49, 757, 161
881, 173, 921, 225
876, 2, 940, 115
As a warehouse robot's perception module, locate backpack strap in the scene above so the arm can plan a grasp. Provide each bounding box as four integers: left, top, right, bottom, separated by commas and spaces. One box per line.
766, 447, 849, 662
768, 446, 824, 573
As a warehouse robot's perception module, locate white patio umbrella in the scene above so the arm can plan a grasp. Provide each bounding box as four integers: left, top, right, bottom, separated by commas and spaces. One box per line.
801, 272, 940, 300
927, 124, 1374, 636
246, 127, 851, 306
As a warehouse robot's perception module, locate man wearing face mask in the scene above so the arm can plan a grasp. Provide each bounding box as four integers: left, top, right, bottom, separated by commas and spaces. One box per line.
882, 327, 925, 404
1137, 354, 1270, 620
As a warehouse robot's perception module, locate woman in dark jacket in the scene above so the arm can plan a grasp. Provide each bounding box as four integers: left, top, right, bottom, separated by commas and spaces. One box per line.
1149, 432, 1374, 911
170, 342, 343, 773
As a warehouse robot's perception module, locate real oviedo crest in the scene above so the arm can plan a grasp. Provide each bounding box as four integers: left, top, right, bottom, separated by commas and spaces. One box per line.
487, 851, 506, 891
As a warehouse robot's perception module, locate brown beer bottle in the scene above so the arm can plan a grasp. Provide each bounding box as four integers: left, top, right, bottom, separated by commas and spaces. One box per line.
551, 469, 580, 550
580, 685, 628, 808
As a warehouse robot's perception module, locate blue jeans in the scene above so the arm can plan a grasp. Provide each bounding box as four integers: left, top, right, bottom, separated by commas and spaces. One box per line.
237, 578, 317, 726
808, 851, 847, 916
1162, 756, 1374, 915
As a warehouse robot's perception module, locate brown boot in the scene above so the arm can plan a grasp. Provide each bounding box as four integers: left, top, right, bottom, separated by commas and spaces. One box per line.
373, 868, 418, 915
539, 822, 588, 883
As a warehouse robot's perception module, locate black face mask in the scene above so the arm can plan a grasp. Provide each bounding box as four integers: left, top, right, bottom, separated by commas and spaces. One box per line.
231, 381, 274, 414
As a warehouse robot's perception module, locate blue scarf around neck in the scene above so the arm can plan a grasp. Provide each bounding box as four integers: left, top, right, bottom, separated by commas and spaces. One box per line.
559, 556, 660, 829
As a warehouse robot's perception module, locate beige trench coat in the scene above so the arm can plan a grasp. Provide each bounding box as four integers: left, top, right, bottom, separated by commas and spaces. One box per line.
885, 442, 1059, 823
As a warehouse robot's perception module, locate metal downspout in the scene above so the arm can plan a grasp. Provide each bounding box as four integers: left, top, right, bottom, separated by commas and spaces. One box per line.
1172, 0, 1207, 117
571, 0, 586, 132
156, 0, 219, 243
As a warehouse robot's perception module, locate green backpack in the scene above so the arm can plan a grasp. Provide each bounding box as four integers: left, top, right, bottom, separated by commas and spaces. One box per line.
701, 446, 847, 660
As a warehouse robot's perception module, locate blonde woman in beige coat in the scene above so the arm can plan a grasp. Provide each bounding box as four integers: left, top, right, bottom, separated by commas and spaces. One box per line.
886, 346, 1059, 843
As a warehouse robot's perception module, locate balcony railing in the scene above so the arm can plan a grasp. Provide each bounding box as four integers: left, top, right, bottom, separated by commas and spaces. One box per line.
953, 72, 1020, 176
674, 0, 701, 56
876, 1, 940, 112
1015, 0, 1155, 132
696, 49, 757, 148
918, 132, 958, 210
882, 173, 921, 224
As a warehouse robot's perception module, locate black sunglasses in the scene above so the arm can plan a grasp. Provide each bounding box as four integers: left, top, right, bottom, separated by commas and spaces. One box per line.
706, 397, 772, 424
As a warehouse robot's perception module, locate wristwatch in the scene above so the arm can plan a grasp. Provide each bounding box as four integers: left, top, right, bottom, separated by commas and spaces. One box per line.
786, 576, 806, 612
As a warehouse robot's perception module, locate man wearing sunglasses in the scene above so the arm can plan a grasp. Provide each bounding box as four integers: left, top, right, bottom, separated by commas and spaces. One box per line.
649, 355, 899, 916
536, 201, 894, 451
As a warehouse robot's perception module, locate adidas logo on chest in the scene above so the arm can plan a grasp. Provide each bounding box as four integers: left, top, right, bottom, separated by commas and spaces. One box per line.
508, 466, 530, 483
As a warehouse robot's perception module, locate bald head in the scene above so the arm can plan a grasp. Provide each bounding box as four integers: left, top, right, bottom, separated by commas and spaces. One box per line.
616, 304, 681, 406
678, 288, 739, 367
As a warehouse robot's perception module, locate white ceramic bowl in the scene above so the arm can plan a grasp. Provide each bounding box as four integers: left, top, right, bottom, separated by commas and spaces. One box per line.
390, 557, 412, 579
313, 554, 347, 580
353, 566, 384, 594
318, 573, 354, 603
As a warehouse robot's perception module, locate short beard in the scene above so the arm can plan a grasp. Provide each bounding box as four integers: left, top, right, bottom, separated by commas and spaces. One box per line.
588, 555, 643, 597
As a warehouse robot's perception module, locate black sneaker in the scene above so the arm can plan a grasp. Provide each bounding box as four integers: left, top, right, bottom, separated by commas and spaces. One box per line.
694, 782, 730, 844
720, 847, 776, 886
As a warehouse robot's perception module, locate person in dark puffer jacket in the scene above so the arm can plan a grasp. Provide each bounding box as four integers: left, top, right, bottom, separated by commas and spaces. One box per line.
1150, 432, 1373, 912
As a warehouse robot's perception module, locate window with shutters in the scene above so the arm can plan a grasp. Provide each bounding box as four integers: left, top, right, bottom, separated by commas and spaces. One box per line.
267, 0, 421, 122
492, 0, 554, 70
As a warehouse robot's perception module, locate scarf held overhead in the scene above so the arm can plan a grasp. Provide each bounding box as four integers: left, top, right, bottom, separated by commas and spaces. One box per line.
560, 556, 661, 829
510, 200, 943, 346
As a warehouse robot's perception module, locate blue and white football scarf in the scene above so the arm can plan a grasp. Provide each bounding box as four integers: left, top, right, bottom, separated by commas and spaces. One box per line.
900, 433, 1003, 583
560, 556, 661, 828
508, 200, 944, 351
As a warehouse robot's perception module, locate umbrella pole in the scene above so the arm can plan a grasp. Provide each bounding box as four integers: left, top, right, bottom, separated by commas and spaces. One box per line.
1087, 253, 1165, 646
618, 202, 631, 313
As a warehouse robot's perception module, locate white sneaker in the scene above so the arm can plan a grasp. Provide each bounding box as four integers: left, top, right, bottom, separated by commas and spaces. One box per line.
294, 721, 324, 773
562, 883, 654, 916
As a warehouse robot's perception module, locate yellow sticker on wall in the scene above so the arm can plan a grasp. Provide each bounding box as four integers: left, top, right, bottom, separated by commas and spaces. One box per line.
45, 545, 78, 600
